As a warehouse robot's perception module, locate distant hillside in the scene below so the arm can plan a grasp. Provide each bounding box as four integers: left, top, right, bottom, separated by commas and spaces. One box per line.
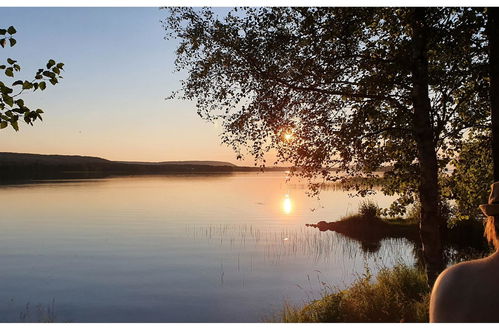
160, 160, 236, 167
0, 152, 284, 181
120, 160, 236, 167
0, 152, 111, 165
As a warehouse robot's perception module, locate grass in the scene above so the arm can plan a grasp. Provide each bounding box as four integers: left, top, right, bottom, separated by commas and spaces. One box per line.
357, 199, 419, 225
312, 199, 418, 230
308, 201, 420, 253
278, 264, 430, 323
382, 217, 419, 226
18, 299, 58, 323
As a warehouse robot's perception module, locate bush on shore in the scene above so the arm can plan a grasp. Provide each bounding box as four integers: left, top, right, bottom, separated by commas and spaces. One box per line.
279, 264, 430, 323
358, 200, 380, 220
349, 200, 418, 226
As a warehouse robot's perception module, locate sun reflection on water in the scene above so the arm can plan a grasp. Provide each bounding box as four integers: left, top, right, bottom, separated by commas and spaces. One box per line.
282, 194, 293, 214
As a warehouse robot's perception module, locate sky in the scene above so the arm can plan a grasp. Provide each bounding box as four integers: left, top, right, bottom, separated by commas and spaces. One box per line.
0, 7, 261, 165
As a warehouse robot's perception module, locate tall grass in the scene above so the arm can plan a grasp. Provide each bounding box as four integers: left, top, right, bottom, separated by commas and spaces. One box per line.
18, 299, 58, 323
278, 264, 430, 323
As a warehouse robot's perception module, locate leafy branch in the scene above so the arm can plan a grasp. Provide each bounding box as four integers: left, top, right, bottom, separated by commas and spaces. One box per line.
0, 26, 64, 131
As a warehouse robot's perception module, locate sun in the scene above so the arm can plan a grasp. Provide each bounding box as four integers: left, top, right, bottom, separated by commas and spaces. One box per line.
284, 133, 293, 141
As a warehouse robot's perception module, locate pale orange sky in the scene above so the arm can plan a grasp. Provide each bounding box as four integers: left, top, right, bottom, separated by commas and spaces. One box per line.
0, 8, 276, 166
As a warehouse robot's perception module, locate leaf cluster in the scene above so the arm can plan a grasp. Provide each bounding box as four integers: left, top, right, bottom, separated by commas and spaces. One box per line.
0, 26, 64, 131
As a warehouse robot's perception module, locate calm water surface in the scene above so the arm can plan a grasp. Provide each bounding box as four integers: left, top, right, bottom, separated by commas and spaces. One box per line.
0, 172, 415, 322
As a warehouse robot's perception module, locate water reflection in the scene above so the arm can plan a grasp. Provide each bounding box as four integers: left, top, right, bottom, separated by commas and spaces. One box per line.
185, 224, 415, 266
282, 194, 293, 214
0, 173, 409, 322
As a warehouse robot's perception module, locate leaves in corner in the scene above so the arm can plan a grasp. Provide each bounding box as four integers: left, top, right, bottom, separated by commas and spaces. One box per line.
10, 120, 18, 131
22, 81, 32, 89
3, 96, 13, 107
46, 59, 56, 69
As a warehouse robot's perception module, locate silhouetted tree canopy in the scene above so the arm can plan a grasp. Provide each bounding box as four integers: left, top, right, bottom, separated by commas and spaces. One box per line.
164, 7, 491, 282
164, 7, 488, 213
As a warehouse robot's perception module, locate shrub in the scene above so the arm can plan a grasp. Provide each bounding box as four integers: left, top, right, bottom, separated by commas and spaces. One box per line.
279, 264, 430, 323
358, 200, 380, 219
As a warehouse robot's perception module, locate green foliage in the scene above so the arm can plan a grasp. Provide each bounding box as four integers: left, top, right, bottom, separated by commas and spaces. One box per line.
444, 131, 492, 224
401, 197, 452, 226
163, 8, 489, 217
358, 200, 380, 219
279, 264, 430, 323
0, 26, 64, 131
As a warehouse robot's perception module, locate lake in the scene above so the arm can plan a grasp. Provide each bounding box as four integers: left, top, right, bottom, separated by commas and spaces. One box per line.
0, 172, 416, 322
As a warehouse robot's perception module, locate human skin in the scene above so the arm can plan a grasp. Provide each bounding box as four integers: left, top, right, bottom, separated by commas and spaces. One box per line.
430, 250, 499, 322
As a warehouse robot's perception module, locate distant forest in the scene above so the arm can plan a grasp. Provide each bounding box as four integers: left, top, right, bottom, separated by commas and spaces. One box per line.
0, 152, 287, 182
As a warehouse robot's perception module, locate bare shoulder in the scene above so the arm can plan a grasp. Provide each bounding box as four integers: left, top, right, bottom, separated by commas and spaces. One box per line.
429, 260, 484, 322
432, 262, 470, 299
438, 259, 483, 284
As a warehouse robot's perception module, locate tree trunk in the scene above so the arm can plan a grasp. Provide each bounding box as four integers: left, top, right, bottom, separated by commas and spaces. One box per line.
489, 8, 499, 181
409, 8, 445, 285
